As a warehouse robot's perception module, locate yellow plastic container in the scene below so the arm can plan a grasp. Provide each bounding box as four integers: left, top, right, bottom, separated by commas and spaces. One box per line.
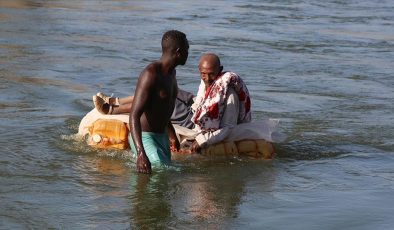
202, 139, 275, 159
235, 139, 275, 159
87, 119, 129, 150
201, 141, 238, 156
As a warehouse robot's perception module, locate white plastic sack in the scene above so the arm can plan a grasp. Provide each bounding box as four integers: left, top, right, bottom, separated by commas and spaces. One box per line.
173, 119, 286, 143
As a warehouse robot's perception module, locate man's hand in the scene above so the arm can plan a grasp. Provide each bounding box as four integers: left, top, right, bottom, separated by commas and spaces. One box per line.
191, 140, 202, 153
169, 136, 180, 152
136, 151, 152, 174
170, 138, 193, 154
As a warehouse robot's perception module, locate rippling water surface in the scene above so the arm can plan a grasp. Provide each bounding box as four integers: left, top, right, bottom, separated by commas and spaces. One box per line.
1, 0, 394, 229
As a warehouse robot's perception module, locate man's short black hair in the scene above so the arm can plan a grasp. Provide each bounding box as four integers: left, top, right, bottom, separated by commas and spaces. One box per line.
161, 30, 188, 53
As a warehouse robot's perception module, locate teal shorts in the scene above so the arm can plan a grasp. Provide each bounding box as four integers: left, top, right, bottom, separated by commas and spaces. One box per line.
129, 132, 171, 165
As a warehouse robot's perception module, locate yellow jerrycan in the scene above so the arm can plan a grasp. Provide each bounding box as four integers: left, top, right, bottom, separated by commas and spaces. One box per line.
87, 119, 129, 150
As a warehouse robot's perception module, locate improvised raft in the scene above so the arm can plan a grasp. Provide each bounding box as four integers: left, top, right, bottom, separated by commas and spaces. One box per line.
78, 109, 285, 159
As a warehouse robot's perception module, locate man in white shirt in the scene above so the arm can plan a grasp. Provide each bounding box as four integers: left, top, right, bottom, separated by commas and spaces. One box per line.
189, 53, 251, 152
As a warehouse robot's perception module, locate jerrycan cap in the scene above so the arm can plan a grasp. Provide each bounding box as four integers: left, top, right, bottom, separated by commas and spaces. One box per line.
92, 134, 102, 143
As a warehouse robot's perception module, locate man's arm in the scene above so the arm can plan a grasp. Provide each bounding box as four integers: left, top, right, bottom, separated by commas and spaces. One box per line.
130, 67, 155, 174
191, 80, 206, 112
192, 88, 239, 152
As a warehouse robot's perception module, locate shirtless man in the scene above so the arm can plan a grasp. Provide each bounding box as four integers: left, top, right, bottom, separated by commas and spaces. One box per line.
129, 30, 189, 174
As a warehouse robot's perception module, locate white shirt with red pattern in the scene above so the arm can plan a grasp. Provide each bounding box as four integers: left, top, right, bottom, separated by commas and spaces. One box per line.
191, 71, 252, 147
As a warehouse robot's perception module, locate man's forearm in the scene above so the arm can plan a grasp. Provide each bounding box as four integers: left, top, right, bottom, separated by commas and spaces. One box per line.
195, 126, 232, 148
130, 115, 145, 155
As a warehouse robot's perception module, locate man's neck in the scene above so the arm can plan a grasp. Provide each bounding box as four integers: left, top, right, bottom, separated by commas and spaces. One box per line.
160, 54, 177, 75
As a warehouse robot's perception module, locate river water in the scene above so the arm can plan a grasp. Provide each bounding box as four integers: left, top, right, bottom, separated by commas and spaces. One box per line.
1, 0, 394, 229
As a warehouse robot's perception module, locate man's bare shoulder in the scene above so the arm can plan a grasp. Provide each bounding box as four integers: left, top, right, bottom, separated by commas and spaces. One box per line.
142, 61, 161, 76
136, 62, 160, 85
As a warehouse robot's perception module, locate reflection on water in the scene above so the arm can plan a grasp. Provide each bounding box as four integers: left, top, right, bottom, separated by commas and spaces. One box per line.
72, 157, 257, 228
129, 173, 172, 229
128, 161, 277, 229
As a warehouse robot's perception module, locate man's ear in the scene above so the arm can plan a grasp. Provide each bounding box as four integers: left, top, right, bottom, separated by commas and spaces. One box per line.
219, 65, 223, 72
175, 48, 181, 55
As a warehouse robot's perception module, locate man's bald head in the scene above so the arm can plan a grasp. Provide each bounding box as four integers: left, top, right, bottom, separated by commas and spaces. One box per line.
199, 53, 221, 70
198, 53, 223, 87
